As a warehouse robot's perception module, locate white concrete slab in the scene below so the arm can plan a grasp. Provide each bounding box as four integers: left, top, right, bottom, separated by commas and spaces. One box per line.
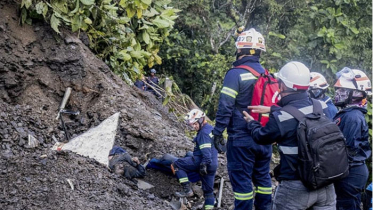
52, 112, 120, 166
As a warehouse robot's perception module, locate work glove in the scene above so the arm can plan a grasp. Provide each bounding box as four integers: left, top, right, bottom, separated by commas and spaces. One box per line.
213, 134, 226, 154
199, 164, 208, 176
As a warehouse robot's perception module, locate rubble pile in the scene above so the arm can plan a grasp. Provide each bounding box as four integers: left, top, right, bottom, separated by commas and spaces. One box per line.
0, 1, 235, 209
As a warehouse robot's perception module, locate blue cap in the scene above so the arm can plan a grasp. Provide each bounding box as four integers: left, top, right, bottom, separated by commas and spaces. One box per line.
150, 69, 156, 73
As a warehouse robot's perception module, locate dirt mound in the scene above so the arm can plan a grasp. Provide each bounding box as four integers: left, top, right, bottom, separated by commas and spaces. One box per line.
0, 1, 234, 209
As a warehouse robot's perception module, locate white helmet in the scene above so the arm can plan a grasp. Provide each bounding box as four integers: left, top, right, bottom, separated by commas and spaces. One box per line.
185, 109, 205, 124
309, 72, 329, 90
235, 28, 266, 52
334, 67, 371, 94
277, 61, 310, 91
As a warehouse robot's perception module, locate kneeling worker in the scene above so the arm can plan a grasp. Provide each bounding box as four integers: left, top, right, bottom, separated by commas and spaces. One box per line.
172, 109, 218, 210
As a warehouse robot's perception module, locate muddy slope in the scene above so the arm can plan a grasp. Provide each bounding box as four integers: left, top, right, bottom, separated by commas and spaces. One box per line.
0, 1, 235, 209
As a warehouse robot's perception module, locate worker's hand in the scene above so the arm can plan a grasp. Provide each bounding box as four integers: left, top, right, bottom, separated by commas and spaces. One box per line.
247, 105, 271, 114
131, 157, 140, 165
199, 164, 208, 176
242, 111, 254, 123
213, 134, 226, 153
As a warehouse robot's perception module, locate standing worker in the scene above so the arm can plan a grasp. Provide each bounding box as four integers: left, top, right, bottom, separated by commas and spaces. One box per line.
332, 67, 372, 210
309, 72, 338, 118
244, 61, 336, 210
172, 109, 218, 210
212, 28, 272, 210
146, 69, 160, 96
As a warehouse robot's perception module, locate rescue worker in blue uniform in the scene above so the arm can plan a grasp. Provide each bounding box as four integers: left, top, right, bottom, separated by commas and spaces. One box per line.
244, 61, 336, 210
146, 69, 160, 96
309, 72, 338, 118
172, 109, 218, 210
212, 28, 272, 210
332, 67, 372, 210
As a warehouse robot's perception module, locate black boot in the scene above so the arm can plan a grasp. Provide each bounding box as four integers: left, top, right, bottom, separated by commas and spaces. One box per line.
175, 182, 194, 197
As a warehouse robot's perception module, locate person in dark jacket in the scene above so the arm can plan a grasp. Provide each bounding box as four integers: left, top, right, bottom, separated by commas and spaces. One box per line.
134, 75, 146, 90
309, 72, 338, 118
146, 69, 160, 97
212, 28, 272, 210
108, 146, 145, 182
244, 61, 336, 210
332, 67, 372, 210
171, 109, 218, 210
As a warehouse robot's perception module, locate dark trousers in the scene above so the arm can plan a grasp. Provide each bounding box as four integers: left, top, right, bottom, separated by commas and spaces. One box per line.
226, 137, 272, 210
174, 156, 217, 208
334, 164, 369, 210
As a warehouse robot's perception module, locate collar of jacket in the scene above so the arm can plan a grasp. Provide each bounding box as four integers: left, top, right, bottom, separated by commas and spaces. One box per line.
233, 55, 260, 67
277, 91, 308, 107
339, 106, 367, 114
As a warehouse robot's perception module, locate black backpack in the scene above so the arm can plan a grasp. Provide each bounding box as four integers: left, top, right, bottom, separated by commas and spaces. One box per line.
282, 99, 349, 190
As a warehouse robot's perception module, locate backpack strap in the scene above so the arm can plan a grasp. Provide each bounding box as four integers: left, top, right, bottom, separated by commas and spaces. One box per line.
311, 99, 323, 116
280, 105, 305, 172
235, 65, 262, 77
281, 105, 305, 122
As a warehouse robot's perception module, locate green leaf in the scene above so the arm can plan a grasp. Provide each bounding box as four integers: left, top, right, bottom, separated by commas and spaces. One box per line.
126, 8, 136, 18
71, 14, 82, 32
141, 0, 152, 6
162, 96, 170, 106
22, 0, 32, 9
152, 16, 169, 28
130, 51, 144, 59
80, 0, 94, 6
50, 14, 61, 34
142, 31, 150, 44
35, 2, 45, 14
334, 43, 344, 49
350, 27, 359, 34
269, 31, 286, 39
21, 8, 27, 25
320, 60, 329, 64
84, 17, 92, 25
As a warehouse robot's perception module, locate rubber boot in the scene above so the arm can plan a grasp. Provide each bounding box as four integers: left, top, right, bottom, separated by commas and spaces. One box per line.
175, 182, 194, 198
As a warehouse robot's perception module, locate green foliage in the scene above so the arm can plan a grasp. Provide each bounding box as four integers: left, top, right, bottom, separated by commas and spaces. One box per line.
20, 0, 179, 83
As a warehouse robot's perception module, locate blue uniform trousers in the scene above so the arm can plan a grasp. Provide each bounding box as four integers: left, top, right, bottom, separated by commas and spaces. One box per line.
227, 138, 272, 210
334, 164, 369, 210
174, 156, 217, 209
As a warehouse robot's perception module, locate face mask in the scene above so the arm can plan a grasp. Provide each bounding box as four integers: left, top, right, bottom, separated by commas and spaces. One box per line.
308, 89, 324, 99
334, 88, 351, 107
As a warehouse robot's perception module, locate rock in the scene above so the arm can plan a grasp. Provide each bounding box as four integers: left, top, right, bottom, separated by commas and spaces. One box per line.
137, 179, 154, 190
147, 193, 155, 200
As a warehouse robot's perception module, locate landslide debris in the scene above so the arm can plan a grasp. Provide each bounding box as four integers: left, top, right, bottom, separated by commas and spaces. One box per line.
0, 1, 234, 209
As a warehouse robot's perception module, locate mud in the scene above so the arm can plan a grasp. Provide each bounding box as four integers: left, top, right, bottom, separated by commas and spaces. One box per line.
0, 1, 238, 209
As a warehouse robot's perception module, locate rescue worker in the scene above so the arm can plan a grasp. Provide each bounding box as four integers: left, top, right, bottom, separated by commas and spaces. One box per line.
134, 74, 146, 90
108, 146, 146, 182
332, 67, 372, 210
244, 61, 336, 210
172, 109, 218, 210
212, 28, 272, 210
146, 69, 160, 96
309, 72, 338, 118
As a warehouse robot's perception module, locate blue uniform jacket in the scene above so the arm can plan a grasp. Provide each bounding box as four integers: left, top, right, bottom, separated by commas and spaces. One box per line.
147, 76, 159, 86
322, 95, 338, 119
247, 92, 330, 180
333, 106, 371, 166
213, 56, 265, 139
193, 123, 218, 166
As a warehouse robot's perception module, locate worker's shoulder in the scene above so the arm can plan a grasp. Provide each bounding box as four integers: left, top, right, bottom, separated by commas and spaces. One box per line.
200, 124, 213, 135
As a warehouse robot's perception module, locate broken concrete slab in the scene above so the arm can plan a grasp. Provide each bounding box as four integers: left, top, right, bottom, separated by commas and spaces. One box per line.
52, 112, 120, 166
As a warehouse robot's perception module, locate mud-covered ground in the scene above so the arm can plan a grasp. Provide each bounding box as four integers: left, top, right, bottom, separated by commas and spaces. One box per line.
0, 1, 240, 209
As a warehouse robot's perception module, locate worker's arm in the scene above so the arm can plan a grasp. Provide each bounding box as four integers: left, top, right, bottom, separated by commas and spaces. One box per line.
246, 112, 282, 145
197, 132, 213, 165
212, 70, 239, 136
